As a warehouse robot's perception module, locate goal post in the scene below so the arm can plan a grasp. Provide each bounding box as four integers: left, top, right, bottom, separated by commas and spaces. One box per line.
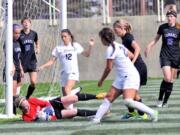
0, 0, 13, 118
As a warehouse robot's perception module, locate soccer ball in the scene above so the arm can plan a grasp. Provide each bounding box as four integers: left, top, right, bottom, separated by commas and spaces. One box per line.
37, 106, 55, 121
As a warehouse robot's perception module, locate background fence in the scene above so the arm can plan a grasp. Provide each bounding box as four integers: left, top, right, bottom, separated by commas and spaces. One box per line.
11, 0, 180, 20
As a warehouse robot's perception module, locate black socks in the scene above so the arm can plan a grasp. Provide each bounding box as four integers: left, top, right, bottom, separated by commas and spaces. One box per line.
26, 85, 35, 99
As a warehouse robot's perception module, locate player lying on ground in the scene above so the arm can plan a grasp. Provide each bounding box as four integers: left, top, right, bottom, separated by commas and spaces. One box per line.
14, 92, 105, 122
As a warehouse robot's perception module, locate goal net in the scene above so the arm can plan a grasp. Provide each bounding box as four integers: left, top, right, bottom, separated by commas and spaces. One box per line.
0, 0, 61, 115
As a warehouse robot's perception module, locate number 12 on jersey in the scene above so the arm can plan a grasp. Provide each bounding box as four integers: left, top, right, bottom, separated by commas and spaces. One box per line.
65, 53, 72, 60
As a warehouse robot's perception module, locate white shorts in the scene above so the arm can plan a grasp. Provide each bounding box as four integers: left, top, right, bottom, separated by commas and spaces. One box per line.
60, 72, 79, 87
112, 74, 140, 91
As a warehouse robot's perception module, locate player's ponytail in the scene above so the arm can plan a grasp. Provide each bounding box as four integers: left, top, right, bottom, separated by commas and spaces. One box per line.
175, 22, 180, 29
99, 27, 115, 56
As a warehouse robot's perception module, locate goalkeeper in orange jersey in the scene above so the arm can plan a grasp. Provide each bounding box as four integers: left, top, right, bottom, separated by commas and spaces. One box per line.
14, 92, 106, 122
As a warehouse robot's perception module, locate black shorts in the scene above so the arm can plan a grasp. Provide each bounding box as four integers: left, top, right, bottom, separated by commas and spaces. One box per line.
49, 97, 64, 119
22, 62, 37, 73
13, 70, 21, 83
160, 57, 179, 69
3, 68, 21, 83
134, 62, 147, 86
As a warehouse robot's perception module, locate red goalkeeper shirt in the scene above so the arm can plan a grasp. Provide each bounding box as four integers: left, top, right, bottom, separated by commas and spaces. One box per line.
22, 97, 57, 122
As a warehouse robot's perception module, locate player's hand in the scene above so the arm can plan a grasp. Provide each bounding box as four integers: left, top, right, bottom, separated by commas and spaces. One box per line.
144, 47, 150, 58
37, 110, 47, 121
35, 48, 40, 54
89, 38, 95, 46
10, 65, 16, 76
37, 66, 43, 72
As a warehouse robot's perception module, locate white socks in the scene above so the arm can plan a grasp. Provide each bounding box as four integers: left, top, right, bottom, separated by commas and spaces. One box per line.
16, 86, 21, 95
71, 87, 81, 95
124, 98, 155, 116
68, 87, 81, 109
94, 98, 111, 121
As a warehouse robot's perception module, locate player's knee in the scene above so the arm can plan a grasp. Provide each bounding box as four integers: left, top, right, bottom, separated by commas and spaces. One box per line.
163, 78, 172, 83
105, 93, 115, 102
123, 98, 134, 108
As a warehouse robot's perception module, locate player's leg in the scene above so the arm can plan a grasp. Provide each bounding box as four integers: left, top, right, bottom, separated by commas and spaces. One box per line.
123, 89, 158, 121
13, 71, 20, 115
61, 95, 78, 108
64, 80, 76, 96
162, 67, 176, 107
13, 80, 18, 115
160, 66, 173, 107
61, 108, 96, 119
26, 71, 37, 99
92, 86, 121, 123
61, 93, 100, 108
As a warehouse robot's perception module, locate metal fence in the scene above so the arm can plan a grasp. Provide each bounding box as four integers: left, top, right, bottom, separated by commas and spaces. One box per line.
10, 0, 180, 20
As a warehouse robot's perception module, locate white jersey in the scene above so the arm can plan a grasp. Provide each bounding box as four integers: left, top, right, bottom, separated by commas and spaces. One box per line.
106, 42, 138, 78
52, 42, 84, 74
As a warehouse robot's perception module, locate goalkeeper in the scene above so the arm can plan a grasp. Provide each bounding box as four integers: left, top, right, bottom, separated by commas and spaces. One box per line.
14, 93, 104, 122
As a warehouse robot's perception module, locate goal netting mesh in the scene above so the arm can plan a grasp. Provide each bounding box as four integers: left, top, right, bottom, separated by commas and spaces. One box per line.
0, 0, 61, 114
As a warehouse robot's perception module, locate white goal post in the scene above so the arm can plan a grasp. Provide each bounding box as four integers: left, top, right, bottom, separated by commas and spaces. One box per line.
0, 0, 13, 119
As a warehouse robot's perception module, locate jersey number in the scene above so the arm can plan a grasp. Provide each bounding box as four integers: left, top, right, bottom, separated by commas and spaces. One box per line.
65, 53, 72, 60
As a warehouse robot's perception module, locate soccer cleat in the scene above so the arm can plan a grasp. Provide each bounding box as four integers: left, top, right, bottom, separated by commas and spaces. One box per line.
162, 103, 168, 108
91, 118, 101, 124
151, 110, 158, 122
134, 113, 149, 120
96, 92, 107, 99
120, 111, 138, 120
156, 100, 163, 108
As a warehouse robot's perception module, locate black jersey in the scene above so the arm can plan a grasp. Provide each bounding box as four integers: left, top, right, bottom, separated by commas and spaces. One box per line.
3, 41, 21, 71
157, 23, 180, 61
13, 40, 21, 71
121, 33, 144, 64
18, 30, 38, 66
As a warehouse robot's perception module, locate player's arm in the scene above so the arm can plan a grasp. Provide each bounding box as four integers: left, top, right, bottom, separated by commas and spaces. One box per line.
98, 59, 113, 87
35, 40, 40, 54
81, 38, 94, 57
11, 63, 16, 76
131, 40, 140, 63
38, 56, 57, 71
144, 34, 161, 57
34, 32, 40, 54
20, 61, 24, 78
127, 50, 134, 60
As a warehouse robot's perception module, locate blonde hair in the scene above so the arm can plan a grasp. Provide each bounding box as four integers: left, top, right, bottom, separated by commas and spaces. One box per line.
113, 19, 132, 33
175, 22, 180, 29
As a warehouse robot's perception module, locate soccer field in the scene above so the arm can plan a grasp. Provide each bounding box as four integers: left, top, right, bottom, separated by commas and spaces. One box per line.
0, 79, 180, 135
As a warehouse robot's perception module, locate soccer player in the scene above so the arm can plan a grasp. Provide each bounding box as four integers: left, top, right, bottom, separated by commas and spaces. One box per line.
18, 17, 40, 99
14, 93, 99, 122
91, 27, 158, 123
38, 29, 94, 97
144, 10, 180, 107
3, 24, 24, 114
113, 19, 148, 120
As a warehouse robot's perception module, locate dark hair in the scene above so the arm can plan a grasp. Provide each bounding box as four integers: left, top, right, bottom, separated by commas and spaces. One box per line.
99, 27, 115, 55
166, 10, 177, 17
21, 17, 31, 24
61, 29, 74, 46
13, 24, 21, 31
